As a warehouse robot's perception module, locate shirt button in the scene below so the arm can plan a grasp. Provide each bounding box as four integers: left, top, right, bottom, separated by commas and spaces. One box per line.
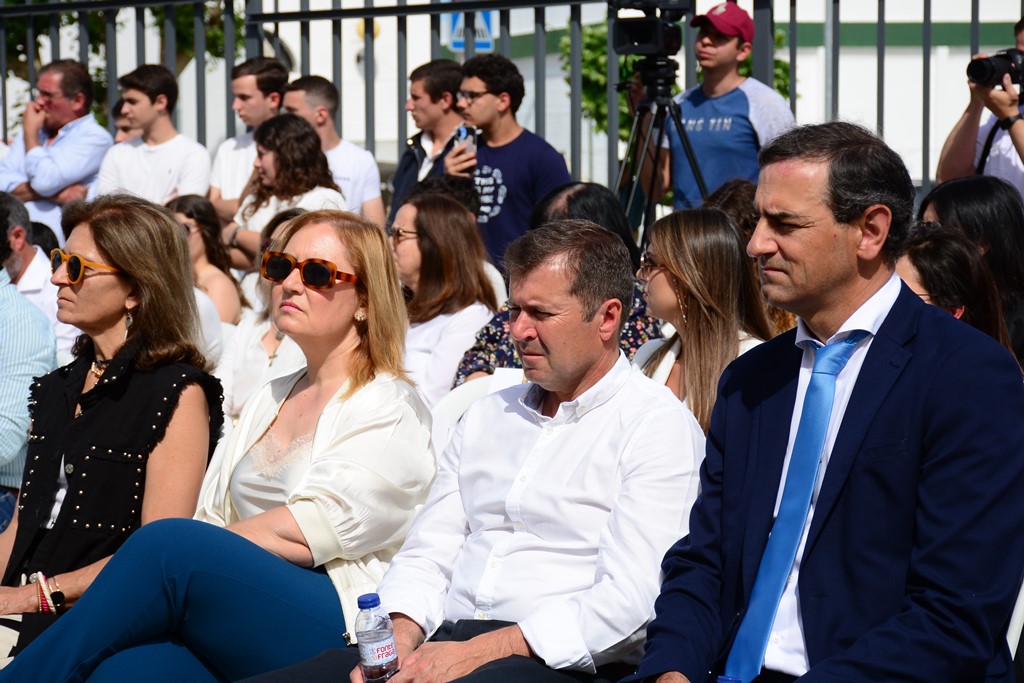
489, 560, 497, 569
514, 522, 524, 530
475, 611, 486, 619
544, 427, 553, 435
64, 464, 74, 475
773, 636, 781, 644
519, 475, 527, 483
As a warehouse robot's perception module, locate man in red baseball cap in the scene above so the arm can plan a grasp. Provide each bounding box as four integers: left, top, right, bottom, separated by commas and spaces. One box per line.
652, 1, 793, 210
691, 0, 754, 44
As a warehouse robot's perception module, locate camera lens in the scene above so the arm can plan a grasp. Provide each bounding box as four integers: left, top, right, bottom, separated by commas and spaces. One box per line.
967, 56, 1008, 87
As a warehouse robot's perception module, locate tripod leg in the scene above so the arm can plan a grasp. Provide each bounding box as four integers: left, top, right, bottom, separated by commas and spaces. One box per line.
667, 100, 709, 202
625, 104, 664, 233
615, 102, 648, 192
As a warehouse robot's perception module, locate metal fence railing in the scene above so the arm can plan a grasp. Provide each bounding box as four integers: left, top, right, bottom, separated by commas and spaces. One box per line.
0, 1, 1021, 191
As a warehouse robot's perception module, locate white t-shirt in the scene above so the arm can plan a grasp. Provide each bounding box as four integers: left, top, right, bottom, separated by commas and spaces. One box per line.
194, 287, 224, 366
323, 140, 381, 216
234, 186, 347, 236
404, 302, 493, 408
975, 105, 1024, 195
95, 134, 211, 205
210, 132, 257, 201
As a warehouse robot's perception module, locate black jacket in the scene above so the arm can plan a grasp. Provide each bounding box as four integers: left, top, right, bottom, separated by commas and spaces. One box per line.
388, 130, 457, 224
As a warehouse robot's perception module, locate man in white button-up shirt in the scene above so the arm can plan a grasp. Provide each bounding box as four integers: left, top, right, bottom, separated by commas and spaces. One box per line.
245, 221, 705, 683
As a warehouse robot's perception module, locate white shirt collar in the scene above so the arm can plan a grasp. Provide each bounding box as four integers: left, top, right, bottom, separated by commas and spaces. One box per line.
520, 352, 631, 422
794, 272, 902, 349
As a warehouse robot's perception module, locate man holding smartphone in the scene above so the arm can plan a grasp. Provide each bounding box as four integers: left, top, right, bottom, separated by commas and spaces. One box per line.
390, 60, 466, 225
445, 54, 571, 270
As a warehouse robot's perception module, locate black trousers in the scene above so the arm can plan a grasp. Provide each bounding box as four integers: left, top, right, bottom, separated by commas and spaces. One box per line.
239, 619, 635, 683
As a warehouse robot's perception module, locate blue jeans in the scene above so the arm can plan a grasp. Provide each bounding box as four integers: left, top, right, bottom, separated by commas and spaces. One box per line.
0, 518, 347, 683
0, 490, 16, 532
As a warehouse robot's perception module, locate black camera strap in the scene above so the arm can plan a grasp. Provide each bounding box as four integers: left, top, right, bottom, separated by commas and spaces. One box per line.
977, 124, 999, 175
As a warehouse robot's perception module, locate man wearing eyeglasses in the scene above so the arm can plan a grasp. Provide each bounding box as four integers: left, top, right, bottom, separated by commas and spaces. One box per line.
444, 54, 571, 269
0, 60, 113, 245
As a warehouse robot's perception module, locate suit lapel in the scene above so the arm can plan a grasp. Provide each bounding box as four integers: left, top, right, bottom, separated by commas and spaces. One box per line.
739, 340, 803, 593
802, 286, 919, 557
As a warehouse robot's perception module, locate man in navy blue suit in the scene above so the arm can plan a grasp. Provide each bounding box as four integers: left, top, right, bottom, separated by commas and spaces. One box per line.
629, 121, 1024, 683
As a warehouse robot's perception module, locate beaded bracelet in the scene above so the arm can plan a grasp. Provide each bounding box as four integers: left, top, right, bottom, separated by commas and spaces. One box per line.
35, 572, 55, 614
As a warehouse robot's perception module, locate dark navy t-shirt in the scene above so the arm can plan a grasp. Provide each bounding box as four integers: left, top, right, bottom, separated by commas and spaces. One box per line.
473, 129, 571, 267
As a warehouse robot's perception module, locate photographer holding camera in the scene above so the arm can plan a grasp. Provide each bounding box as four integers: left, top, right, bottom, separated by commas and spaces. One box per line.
936, 19, 1024, 192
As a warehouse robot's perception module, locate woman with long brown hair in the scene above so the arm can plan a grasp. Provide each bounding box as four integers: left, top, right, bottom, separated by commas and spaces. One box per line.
634, 207, 772, 432
390, 193, 497, 406
221, 114, 346, 266
0, 194, 223, 660
167, 195, 246, 324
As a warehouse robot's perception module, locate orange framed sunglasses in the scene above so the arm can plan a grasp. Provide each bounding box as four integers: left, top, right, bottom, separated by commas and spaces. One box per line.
260, 251, 359, 290
50, 249, 121, 284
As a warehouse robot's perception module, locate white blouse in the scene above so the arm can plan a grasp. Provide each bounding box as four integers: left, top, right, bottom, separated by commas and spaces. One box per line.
234, 185, 347, 236
195, 370, 436, 636
405, 302, 493, 408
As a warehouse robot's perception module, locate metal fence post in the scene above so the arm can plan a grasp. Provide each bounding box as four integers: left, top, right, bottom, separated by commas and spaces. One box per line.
194, 0, 206, 145
245, 0, 262, 59
569, 3, 582, 180
364, 0, 375, 155
751, 0, 773, 86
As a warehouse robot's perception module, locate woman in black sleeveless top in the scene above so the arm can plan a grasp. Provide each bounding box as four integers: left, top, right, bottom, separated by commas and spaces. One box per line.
0, 194, 223, 659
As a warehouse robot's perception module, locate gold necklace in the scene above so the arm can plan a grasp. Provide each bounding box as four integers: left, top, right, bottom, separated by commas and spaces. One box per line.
89, 358, 111, 379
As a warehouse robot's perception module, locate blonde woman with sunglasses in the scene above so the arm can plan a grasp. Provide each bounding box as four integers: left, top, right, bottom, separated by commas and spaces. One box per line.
0, 194, 223, 664
0, 210, 436, 682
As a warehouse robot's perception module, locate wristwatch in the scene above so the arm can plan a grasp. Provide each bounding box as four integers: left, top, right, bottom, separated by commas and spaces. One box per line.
999, 114, 1023, 130
47, 576, 65, 610
229, 225, 243, 248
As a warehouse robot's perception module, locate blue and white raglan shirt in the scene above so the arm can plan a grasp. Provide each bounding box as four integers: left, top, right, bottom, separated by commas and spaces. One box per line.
661, 78, 793, 210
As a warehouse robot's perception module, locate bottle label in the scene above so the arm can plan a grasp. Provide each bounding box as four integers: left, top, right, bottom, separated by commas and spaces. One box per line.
358, 637, 397, 667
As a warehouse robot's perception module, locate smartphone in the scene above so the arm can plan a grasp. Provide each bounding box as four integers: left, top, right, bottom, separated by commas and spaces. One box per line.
454, 124, 477, 154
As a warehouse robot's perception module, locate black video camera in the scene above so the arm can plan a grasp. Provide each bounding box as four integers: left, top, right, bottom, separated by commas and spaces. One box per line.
967, 49, 1024, 87
609, 0, 692, 57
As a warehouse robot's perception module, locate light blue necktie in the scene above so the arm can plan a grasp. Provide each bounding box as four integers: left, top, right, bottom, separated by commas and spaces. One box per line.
724, 330, 869, 683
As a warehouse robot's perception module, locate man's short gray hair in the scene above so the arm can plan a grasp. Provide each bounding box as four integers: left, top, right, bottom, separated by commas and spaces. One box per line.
504, 219, 634, 332
0, 192, 30, 238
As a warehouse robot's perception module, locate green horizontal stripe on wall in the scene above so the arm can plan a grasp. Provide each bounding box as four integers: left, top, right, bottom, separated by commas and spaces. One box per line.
437, 22, 1017, 61
778, 22, 1016, 48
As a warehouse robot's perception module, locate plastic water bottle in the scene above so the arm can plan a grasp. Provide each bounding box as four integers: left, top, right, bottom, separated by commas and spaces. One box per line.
355, 593, 399, 683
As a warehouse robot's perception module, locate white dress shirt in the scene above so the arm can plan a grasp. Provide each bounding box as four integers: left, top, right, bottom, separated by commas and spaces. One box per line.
379, 354, 706, 672
16, 245, 79, 365
763, 273, 903, 675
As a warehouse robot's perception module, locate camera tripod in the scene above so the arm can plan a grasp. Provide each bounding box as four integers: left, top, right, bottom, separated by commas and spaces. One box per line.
616, 56, 708, 245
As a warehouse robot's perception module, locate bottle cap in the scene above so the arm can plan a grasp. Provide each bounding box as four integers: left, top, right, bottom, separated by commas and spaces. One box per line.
357, 592, 382, 609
